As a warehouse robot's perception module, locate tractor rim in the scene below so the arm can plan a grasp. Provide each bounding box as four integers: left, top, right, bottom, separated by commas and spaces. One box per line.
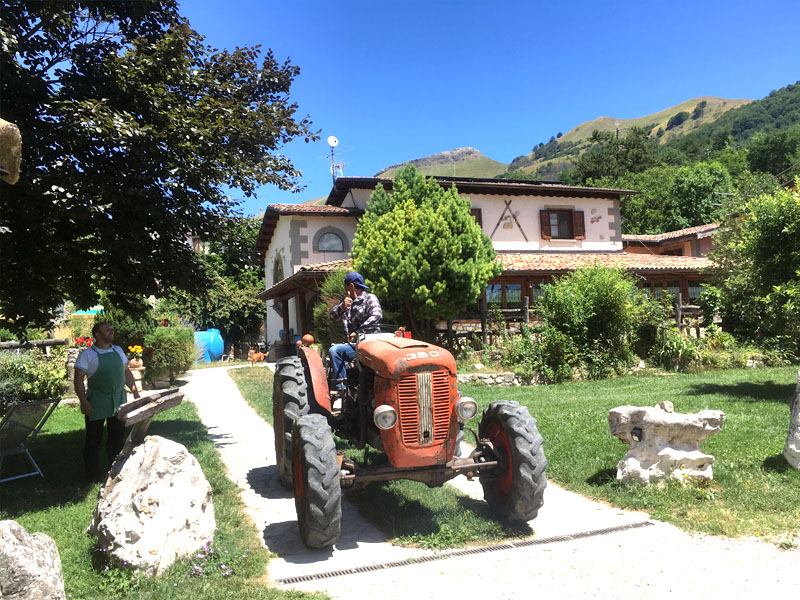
485, 422, 513, 499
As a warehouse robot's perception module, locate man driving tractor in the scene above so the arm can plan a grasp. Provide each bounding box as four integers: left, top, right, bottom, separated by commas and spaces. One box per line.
327, 271, 382, 388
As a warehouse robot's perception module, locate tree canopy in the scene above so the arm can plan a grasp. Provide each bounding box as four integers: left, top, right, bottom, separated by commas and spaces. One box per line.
0, 2, 316, 333
707, 183, 800, 356
352, 164, 500, 340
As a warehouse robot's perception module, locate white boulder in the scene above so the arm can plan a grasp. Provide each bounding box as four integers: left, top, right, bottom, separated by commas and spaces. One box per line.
608, 401, 725, 485
783, 370, 800, 470
87, 435, 215, 575
0, 520, 65, 600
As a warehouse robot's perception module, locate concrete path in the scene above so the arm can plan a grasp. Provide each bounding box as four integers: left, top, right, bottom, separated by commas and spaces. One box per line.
182, 366, 800, 599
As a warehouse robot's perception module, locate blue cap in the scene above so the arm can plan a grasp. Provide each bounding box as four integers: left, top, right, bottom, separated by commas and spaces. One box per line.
344, 272, 369, 290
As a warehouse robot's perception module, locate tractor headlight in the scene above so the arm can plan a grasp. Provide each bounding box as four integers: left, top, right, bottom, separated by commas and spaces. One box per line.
373, 405, 398, 430
454, 397, 478, 422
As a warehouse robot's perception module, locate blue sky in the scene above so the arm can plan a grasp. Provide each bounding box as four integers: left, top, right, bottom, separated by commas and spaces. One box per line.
180, 0, 800, 216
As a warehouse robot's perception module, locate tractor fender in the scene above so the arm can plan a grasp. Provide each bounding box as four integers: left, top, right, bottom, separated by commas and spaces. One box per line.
297, 345, 332, 414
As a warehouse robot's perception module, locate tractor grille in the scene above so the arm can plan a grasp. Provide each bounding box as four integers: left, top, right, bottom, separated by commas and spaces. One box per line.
398, 370, 451, 446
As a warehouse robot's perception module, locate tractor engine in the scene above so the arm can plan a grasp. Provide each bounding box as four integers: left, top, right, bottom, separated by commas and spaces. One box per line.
356, 337, 464, 468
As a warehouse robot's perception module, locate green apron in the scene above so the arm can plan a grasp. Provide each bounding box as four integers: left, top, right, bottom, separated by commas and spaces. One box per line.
86, 346, 127, 421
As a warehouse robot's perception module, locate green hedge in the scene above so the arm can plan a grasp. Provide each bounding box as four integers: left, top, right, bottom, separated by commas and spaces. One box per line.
0, 348, 67, 416
143, 326, 194, 385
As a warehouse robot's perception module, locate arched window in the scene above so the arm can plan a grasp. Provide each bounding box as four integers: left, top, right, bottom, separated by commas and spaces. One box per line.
312, 226, 349, 253
273, 253, 284, 284
318, 232, 344, 252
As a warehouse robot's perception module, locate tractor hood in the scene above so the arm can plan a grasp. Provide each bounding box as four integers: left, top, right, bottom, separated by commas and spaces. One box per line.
357, 337, 457, 380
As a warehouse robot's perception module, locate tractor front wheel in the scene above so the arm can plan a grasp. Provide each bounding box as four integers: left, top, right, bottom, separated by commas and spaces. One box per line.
273, 356, 310, 487
292, 414, 342, 548
478, 401, 547, 523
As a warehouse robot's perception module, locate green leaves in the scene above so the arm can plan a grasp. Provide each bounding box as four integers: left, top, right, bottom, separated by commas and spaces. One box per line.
352, 165, 500, 339
1, 4, 316, 333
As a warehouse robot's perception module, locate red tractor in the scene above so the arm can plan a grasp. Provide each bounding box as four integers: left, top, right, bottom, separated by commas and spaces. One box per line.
273, 332, 547, 548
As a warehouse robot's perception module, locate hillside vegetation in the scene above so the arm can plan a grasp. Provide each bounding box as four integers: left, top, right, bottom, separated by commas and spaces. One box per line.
376, 147, 507, 178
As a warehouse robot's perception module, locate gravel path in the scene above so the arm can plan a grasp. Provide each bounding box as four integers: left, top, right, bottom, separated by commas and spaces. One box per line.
182, 366, 800, 599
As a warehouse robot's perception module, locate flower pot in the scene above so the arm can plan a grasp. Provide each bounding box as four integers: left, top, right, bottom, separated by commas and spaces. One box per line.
129, 358, 143, 369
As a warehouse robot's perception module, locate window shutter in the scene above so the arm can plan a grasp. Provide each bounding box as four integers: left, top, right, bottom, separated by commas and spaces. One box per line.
470, 208, 483, 229
540, 210, 552, 239
573, 210, 585, 240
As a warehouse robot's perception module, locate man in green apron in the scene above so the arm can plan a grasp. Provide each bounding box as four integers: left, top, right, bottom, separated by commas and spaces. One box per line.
73, 321, 140, 481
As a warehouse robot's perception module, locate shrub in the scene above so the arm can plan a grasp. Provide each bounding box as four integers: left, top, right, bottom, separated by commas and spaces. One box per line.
143, 326, 194, 385
311, 268, 348, 351
540, 265, 654, 377
653, 328, 701, 371
95, 297, 156, 349
666, 111, 690, 130
499, 323, 575, 384
0, 349, 67, 415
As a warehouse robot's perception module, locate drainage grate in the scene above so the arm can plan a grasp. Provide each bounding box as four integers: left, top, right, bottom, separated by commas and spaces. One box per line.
275, 520, 654, 586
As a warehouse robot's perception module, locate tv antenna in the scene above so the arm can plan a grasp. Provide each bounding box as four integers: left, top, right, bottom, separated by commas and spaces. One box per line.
327, 135, 345, 184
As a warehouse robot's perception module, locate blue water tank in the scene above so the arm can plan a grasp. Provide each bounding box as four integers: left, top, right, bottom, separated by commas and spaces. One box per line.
194, 329, 224, 362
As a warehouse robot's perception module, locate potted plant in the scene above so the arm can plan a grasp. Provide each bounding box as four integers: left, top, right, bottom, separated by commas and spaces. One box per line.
127, 345, 144, 369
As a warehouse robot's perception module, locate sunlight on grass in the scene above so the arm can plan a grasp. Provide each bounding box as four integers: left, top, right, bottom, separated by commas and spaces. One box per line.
461, 366, 800, 543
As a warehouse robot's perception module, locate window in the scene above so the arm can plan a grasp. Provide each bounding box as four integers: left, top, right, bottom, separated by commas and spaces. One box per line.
540, 209, 585, 240
688, 281, 705, 302
486, 284, 503, 307
483, 283, 525, 309
505, 284, 522, 309
273, 254, 284, 284
313, 227, 349, 253
317, 232, 344, 252
470, 208, 483, 229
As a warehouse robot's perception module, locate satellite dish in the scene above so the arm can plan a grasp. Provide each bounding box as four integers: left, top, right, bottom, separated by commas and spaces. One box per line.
327, 135, 339, 147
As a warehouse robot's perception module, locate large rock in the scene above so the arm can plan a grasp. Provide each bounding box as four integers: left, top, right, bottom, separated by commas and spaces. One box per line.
608, 401, 725, 485
783, 370, 800, 470
0, 520, 65, 600
87, 435, 215, 575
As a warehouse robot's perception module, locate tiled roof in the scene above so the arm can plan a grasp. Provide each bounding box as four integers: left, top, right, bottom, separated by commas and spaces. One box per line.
297, 259, 351, 272
622, 223, 719, 242
497, 252, 711, 272
268, 204, 360, 215
258, 253, 709, 300
294, 253, 709, 275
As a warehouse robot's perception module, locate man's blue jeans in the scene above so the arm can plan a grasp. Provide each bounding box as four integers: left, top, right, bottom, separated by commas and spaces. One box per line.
329, 343, 355, 388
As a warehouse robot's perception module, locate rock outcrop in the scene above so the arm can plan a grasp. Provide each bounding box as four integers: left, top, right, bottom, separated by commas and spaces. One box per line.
0, 520, 65, 600
608, 401, 725, 484
783, 370, 800, 470
88, 435, 215, 575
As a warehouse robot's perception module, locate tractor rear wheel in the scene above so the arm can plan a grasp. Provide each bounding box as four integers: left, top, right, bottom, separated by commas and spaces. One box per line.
478, 401, 547, 523
273, 356, 310, 487
292, 414, 342, 548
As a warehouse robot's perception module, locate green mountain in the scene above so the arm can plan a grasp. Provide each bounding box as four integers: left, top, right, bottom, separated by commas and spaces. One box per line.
373, 81, 800, 181
375, 147, 507, 178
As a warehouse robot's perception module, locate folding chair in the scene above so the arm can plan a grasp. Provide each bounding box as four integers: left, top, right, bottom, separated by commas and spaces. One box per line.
0, 399, 61, 483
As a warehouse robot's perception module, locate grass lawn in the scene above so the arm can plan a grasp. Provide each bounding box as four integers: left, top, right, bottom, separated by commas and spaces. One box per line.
461, 365, 800, 546
0, 399, 322, 600
232, 365, 800, 549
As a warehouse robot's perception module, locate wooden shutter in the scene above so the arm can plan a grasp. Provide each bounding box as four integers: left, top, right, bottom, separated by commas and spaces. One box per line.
572, 210, 585, 240
540, 210, 552, 240
470, 208, 483, 229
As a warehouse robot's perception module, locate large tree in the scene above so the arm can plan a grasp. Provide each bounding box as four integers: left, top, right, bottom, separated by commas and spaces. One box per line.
708, 182, 800, 356
662, 161, 732, 231
0, 2, 316, 333
352, 164, 500, 340
565, 127, 660, 184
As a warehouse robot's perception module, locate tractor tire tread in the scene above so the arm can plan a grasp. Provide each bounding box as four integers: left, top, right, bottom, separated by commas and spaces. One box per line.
479, 401, 547, 523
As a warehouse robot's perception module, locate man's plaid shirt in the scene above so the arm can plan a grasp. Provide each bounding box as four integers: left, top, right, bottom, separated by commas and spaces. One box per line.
328, 292, 383, 337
